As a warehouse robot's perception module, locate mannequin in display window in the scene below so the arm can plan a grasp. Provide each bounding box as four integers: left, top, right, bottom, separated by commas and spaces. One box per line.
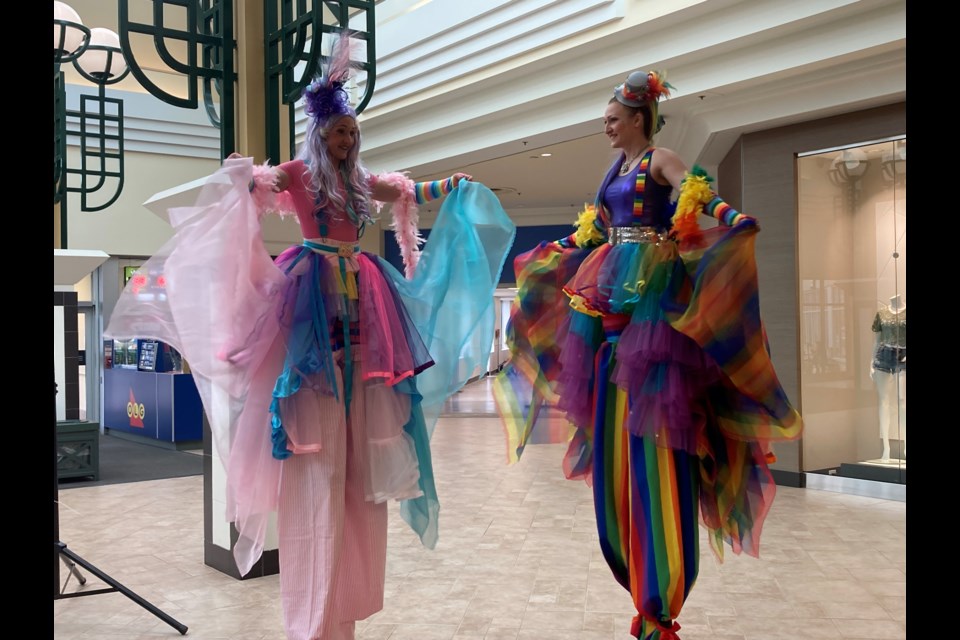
869, 294, 906, 462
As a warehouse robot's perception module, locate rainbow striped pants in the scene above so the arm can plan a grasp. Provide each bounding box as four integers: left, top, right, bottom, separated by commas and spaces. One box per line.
591, 339, 699, 640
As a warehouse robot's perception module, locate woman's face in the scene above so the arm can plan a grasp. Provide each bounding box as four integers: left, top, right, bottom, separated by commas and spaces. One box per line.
603, 101, 645, 150
325, 116, 359, 163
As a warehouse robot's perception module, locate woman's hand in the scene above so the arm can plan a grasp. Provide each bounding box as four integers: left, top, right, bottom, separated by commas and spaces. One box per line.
450, 172, 472, 188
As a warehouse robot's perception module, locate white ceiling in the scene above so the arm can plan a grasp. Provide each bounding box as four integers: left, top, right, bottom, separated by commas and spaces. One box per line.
410, 92, 905, 219
60, 1, 905, 223
423, 133, 618, 214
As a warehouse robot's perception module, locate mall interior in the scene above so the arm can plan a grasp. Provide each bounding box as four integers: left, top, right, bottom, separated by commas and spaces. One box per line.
53, 1, 906, 638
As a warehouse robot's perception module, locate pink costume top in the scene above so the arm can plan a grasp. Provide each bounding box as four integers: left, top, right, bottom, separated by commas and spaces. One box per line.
277, 159, 378, 241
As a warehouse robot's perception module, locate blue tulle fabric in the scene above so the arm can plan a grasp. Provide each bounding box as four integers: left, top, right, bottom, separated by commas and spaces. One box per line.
390, 181, 516, 544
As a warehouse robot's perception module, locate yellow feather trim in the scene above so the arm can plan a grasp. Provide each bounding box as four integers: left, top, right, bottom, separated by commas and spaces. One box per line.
671, 173, 714, 243
573, 204, 605, 248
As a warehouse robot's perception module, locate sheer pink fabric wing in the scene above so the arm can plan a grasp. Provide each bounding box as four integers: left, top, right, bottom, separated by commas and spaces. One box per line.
104, 157, 290, 575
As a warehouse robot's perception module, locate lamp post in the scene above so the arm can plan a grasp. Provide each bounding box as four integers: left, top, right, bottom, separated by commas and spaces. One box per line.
54, 13, 131, 249
53, 0, 235, 249
53, 2, 88, 247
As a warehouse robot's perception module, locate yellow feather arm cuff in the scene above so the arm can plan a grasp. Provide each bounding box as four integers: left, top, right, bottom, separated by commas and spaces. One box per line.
671, 170, 714, 243
573, 204, 605, 248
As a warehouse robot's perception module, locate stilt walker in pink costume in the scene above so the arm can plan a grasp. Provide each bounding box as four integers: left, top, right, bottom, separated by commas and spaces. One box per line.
105, 33, 515, 640
494, 70, 802, 639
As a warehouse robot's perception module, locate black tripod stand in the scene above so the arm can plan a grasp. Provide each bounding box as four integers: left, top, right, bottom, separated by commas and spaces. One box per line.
54, 376, 188, 635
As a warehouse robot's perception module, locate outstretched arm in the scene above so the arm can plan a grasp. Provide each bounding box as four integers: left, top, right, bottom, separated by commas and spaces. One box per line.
664, 160, 756, 241
414, 173, 472, 204
371, 172, 472, 204
654, 148, 752, 226
650, 147, 689, 192
223, 153, 296, 219
226, 152, 291, 193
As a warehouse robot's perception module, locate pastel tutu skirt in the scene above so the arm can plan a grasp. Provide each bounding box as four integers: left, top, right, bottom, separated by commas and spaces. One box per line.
264, 240, 435, 500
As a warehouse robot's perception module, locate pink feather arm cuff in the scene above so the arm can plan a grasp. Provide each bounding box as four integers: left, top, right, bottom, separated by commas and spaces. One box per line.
376, 171, 422, 279
251, 162, 296, 219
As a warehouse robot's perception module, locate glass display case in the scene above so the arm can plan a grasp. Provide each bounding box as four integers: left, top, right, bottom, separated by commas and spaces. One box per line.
797, 138, 906, 484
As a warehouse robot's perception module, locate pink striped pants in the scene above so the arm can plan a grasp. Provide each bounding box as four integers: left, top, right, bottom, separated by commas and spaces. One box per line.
277, 367, 413, 639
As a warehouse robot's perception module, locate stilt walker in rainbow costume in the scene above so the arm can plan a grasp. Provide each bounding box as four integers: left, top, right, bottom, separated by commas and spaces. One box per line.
494, 70, 802, 640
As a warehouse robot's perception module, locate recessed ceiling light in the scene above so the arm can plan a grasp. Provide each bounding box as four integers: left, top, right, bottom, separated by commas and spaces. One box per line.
540, 153, 552, 157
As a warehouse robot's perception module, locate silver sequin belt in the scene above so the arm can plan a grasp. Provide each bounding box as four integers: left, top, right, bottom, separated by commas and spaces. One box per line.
608, 226, 666, 245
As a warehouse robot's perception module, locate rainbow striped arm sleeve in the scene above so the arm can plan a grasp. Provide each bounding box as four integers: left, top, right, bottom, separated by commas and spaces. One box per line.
556, 233, 579, 248
414, 177, 456, 204
704, 196, 749, 226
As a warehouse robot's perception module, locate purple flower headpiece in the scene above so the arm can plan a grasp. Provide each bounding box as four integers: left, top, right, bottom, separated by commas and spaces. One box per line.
303, 79, 353, 124
302, 33, 358, 126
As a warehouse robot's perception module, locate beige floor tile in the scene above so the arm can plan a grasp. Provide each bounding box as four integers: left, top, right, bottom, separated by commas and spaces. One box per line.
833, 619, 907, 639
739, 617, 841, 639
385, 624, 460, 639
877, 595, 906, 622
356, 623, 395, 639
520, 608, 584, 630
517, 631, 611, 640
54, 377, 907, 639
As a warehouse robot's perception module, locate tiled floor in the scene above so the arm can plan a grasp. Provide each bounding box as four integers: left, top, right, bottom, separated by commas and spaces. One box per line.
54, 378, 907, 639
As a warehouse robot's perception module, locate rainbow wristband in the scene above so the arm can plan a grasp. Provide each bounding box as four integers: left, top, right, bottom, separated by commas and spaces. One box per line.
556, 233, 578, 248
414, 177, 455, 204
704, 196, 747, 226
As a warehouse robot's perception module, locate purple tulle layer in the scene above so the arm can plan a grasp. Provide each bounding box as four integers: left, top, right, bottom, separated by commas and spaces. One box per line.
555, 241, 723, 454
615, 320, 722, 453
556, 319, 722, 454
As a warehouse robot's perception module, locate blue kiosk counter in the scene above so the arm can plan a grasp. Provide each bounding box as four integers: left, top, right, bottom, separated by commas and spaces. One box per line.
102, 339, 203, 449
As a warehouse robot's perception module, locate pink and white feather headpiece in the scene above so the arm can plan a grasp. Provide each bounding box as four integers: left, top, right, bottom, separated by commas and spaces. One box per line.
302, 32, 360, 126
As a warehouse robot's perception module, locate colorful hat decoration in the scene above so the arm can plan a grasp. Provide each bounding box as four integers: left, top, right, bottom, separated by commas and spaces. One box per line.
614, 70, 673, 106
302, 32, 359, 126
613, 70, 675, 136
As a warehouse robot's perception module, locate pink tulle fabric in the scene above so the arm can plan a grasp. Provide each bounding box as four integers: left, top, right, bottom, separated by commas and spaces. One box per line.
105, 157, 291, 574
105, 157, 428, 575
107, 157, 288, 403
356, 257, 429, 382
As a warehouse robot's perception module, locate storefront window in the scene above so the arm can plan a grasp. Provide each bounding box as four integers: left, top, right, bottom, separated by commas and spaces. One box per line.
798, 138, 906, 484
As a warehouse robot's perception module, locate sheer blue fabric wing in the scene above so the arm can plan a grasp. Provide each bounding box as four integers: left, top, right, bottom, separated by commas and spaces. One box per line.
379, 181, 516, 546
